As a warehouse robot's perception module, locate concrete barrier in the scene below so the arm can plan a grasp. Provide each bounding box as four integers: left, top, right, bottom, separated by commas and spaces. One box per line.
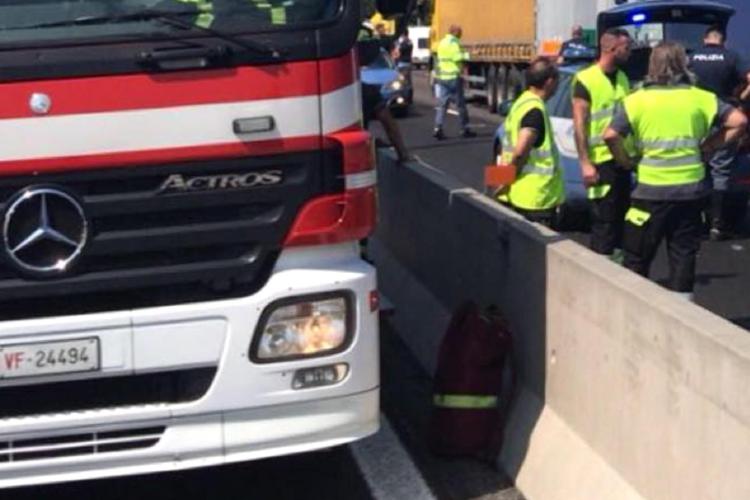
373, 151, 750, 500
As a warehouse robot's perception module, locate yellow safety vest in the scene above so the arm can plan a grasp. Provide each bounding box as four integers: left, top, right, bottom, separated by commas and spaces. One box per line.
623, 85, 718, 200
500, 90, 565, 211
573, 65, 631, 199
252, 0, 293, 25
176, 0, 214, 28
436, 34, 469, 81
175, 0, 291, 27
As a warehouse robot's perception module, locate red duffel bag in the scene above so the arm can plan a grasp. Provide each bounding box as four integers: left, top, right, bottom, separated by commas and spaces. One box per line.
428, 301, 515, 461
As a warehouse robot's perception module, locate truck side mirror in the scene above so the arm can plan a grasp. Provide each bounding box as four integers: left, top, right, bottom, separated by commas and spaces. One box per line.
376, 0, 410, 17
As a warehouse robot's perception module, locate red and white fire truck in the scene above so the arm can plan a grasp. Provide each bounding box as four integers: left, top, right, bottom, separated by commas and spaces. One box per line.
0, 0, 405, 487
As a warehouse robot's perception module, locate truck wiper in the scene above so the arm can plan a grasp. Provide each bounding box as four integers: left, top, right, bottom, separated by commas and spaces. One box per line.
12, 10, 282, 59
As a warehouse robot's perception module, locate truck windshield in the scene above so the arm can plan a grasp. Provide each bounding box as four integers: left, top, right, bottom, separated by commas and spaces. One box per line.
0, 0, 340, 46
622, 22, 712, 52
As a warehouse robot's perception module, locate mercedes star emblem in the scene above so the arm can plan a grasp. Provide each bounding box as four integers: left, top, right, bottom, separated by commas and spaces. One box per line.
29, 93, 52, 115
3, 188, 88, 275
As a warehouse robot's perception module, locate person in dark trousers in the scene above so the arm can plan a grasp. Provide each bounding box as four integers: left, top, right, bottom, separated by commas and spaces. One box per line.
572, 28, 632, 261
690, 25, 750, 240
604, 42, 747, 301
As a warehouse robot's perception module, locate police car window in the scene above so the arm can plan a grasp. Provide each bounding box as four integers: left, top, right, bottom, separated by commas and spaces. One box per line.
366, 49, 394, 69
0, 0, 340, 45
549, 72, 574, 119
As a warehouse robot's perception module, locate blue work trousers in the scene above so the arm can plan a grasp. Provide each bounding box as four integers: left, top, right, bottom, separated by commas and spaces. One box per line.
434, 78, 469, 130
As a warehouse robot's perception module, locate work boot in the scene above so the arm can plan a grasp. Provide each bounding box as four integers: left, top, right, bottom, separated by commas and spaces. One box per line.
433, 127, 445, 140
461, 128, 477, 138
609, 248, 624, 265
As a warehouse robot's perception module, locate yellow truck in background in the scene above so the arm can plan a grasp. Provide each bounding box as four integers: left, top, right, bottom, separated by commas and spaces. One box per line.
429, 0, 614, 111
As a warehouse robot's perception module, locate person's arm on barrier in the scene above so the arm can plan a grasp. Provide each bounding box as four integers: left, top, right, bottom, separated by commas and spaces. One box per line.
374, 106, 413, 163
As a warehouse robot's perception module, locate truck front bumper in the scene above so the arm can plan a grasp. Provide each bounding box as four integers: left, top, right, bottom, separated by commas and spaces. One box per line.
0, 242, 379, 488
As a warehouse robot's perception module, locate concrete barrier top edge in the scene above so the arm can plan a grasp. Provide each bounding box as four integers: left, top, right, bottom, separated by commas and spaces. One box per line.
548, 238, 750, 360
388, 152, 750, 362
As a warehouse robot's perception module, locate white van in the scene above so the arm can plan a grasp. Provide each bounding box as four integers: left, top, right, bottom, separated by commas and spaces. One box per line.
409, 26, 432, 67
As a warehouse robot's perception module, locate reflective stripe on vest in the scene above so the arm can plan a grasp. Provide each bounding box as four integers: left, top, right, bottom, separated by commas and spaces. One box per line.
499, 90, 565, 210
436, 34, 468, 81
623, 86, 717, 198
625, 206, 651, 226
252, 0, 293, 24
433, 394, 499, 409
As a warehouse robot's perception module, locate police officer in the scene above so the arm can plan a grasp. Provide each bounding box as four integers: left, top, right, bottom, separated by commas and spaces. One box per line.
499, 58, 564, 227
604, 42, 747, 300
558, 25, 591, 62
433, 25, 475, 140
690, 25, 750, 240
572, 28, 632, 260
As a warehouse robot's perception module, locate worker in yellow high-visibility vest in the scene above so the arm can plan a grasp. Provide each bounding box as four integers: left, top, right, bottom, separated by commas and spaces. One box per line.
499, 58, 565, 227
572, 28, 633, 261
433, 25, 475, 140
604, 42, 747, 300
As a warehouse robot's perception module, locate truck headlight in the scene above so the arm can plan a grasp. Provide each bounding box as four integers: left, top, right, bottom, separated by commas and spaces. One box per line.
251, 293, 352, 363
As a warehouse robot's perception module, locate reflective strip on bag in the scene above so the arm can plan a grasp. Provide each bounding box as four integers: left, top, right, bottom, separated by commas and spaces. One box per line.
625, 206, 651, 226
433, 394, 499, 409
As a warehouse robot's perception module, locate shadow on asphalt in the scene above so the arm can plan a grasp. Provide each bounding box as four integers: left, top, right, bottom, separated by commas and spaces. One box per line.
380, 318, 525, 500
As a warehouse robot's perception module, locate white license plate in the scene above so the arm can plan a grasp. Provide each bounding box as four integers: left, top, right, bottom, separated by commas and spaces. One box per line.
0, 338, 100, 379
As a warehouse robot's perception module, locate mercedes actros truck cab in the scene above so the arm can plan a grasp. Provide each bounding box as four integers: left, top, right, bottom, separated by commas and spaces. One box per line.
0, 0, 407, 487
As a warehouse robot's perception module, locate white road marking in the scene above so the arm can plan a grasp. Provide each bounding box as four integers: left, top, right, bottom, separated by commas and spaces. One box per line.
350, 414, 436, 500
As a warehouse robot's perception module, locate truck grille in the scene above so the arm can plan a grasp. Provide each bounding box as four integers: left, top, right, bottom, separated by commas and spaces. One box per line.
0, 368, 216, 419
0, 150, 343, 320
0, 426, 165, 463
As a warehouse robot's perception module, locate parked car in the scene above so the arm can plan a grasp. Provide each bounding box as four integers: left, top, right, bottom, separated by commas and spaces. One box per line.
360, 48, 413, 116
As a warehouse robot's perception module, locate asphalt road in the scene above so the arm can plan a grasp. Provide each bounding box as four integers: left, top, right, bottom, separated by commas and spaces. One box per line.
1, 319, 522, 500
371, 70, 750, 330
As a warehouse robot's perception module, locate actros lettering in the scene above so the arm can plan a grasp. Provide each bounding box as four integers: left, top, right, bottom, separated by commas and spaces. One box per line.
159, 171, 284, 193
